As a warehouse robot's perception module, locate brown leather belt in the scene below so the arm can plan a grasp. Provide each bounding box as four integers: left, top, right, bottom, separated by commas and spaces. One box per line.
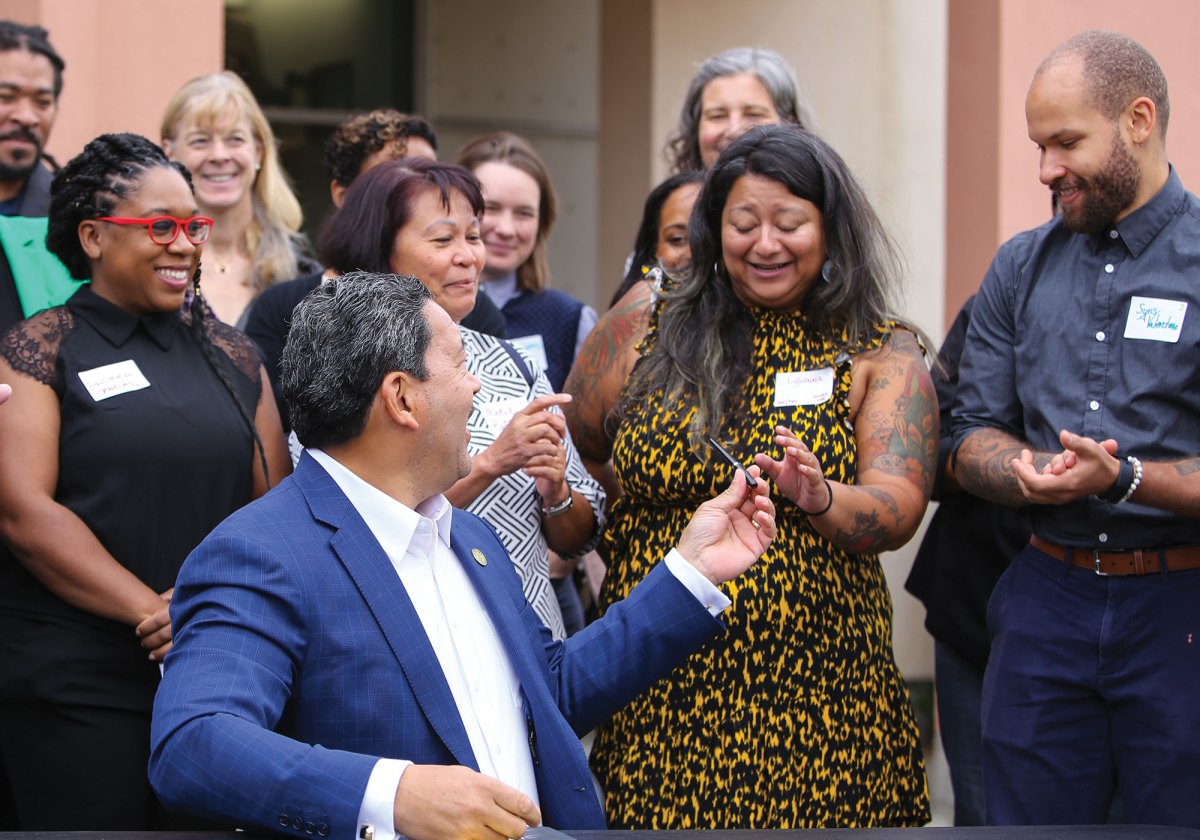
1031, 535, 1200, 576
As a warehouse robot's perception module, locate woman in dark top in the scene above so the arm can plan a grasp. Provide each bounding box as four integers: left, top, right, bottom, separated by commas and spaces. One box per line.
0, 133, 290, 830
458, 132, 595, 393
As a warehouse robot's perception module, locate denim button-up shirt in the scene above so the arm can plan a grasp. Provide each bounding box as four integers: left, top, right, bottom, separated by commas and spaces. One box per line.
952, 168, 1200, 549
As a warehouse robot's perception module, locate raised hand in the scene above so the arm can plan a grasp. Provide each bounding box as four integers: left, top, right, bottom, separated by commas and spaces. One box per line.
754, 426, 830, 513
676, 466, 776, 585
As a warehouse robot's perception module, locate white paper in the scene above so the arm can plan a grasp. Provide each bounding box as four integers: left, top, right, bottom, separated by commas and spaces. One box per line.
508, 334, 548, 372
1124, 296, 1187, 343
479, 396, 527, 435
774, 368, 835, 407
78, 359, 151, 402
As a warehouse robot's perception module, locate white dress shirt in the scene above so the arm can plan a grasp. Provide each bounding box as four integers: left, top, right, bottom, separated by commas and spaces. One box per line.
305, 450, 730, 840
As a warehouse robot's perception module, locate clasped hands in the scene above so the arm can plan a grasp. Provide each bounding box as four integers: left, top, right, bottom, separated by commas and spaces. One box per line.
482, 393, 573, 506
136, 586, 174, 662
1010, 429, 1122, 505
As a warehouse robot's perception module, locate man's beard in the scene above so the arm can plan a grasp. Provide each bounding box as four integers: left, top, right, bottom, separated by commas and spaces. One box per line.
0, 127, 44, 182
1056, 133, 1140, 235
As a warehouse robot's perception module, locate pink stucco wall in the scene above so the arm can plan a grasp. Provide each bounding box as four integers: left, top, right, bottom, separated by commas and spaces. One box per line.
0, 0, 223, 165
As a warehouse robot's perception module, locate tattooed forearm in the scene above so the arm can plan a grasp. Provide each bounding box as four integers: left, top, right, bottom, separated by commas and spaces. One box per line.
1174, 457, 1200, 477
955, 427, 1037, 506
563, 288, 652, 464
859, 485, 905, 528
834, 508, 891, 554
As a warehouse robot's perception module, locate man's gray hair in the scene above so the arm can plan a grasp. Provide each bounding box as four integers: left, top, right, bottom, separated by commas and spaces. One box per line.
282, 272, 434, 450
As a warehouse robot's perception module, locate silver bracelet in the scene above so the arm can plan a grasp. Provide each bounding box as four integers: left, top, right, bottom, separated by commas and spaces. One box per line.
541, 485, 574, 517
1117, 455, 1142, 504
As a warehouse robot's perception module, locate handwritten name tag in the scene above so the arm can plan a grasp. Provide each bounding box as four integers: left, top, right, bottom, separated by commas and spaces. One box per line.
479, 396, 526, 435
1124, 296, 1187, 343
78, 359, 151, 402
508, 334, 548, 372
774, 368, 834, 407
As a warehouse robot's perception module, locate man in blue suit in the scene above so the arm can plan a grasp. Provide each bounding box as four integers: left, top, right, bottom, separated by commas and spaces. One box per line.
150, 272, 776, 840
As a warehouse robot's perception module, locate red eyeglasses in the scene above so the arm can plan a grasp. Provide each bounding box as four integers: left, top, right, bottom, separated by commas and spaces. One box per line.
97, 215, 214, 246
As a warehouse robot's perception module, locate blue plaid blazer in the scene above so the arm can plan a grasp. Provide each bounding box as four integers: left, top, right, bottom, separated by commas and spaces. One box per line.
150, 453, 721, 836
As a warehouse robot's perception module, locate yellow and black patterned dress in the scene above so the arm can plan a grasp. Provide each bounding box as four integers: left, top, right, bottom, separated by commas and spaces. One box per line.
590, 306, 929, 829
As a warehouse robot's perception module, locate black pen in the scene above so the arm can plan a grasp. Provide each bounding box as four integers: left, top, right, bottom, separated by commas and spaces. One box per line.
705, 436, 758, 488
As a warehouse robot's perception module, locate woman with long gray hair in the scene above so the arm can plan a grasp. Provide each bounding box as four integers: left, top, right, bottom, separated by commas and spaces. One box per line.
589, 124, 936, 828
667, 46, 808, 173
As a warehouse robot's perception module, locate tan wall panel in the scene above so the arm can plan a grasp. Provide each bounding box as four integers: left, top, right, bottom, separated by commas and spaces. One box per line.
424, 0, 601, 306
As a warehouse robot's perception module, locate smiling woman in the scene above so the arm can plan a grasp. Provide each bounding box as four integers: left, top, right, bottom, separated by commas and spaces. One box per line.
161, 72, 318, 327
305, 158, 606, 639
666, 47, 807, 174
458, 132, 597, 394
589, 124, 936, 830
0, 133, 290, 830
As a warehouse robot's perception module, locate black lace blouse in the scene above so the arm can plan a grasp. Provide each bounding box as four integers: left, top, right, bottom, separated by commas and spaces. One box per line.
0, 285, 262, 709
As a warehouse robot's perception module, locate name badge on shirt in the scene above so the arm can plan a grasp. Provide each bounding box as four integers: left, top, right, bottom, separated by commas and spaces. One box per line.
508, 334, 548, 371
78, 359, 151, 402
774, 368, 834, 407
479, 396, 527, 435
1124, 296, 1187, 343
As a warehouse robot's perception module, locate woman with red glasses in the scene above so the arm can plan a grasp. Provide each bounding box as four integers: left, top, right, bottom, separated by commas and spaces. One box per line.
0, 133, 290, 830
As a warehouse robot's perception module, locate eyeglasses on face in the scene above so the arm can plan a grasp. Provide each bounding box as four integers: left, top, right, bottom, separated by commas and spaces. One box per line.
96, 215, 214, 246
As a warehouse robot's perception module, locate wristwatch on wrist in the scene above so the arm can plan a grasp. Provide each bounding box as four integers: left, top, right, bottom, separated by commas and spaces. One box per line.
542, 485, 574, 518
1098, 455, 1141, 504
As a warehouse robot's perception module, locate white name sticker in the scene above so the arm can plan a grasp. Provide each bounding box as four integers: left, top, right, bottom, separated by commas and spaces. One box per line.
78, 359, 151, 402
774, 368, 835, 407
508, 334, 548, 372
479, 396, 527, 435
1124, 296, 1187, 343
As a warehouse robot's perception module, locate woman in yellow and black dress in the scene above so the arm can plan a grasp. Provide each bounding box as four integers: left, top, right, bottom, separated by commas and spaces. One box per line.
589, 124, 936, 829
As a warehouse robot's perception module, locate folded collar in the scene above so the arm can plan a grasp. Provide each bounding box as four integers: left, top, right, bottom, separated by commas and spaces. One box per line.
66, 284, 179, 351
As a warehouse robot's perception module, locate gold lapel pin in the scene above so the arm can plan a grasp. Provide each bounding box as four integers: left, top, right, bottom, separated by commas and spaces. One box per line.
471, 548, 488, 567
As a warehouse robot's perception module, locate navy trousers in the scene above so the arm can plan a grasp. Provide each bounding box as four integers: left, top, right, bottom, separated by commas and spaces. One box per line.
982, 543, 1200, 828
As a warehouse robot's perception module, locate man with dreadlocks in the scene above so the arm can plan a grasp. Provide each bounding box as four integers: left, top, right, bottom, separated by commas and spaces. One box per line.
0, 20, 67, 332
0, 133, 290, 830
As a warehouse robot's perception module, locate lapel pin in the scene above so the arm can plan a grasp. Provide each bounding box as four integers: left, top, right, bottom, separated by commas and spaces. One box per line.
471, 548, 488, 567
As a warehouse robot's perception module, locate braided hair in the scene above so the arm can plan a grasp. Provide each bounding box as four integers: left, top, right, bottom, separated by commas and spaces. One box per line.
47, 133, 271, 484
0, 20, 65, 96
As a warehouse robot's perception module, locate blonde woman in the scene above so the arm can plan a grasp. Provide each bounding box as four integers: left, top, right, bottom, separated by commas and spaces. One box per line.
161, 71, 317, 327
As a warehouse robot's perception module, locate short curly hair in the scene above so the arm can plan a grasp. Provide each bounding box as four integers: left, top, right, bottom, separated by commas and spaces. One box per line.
1037, 30, 1170, 139
324, 110, 438, 188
